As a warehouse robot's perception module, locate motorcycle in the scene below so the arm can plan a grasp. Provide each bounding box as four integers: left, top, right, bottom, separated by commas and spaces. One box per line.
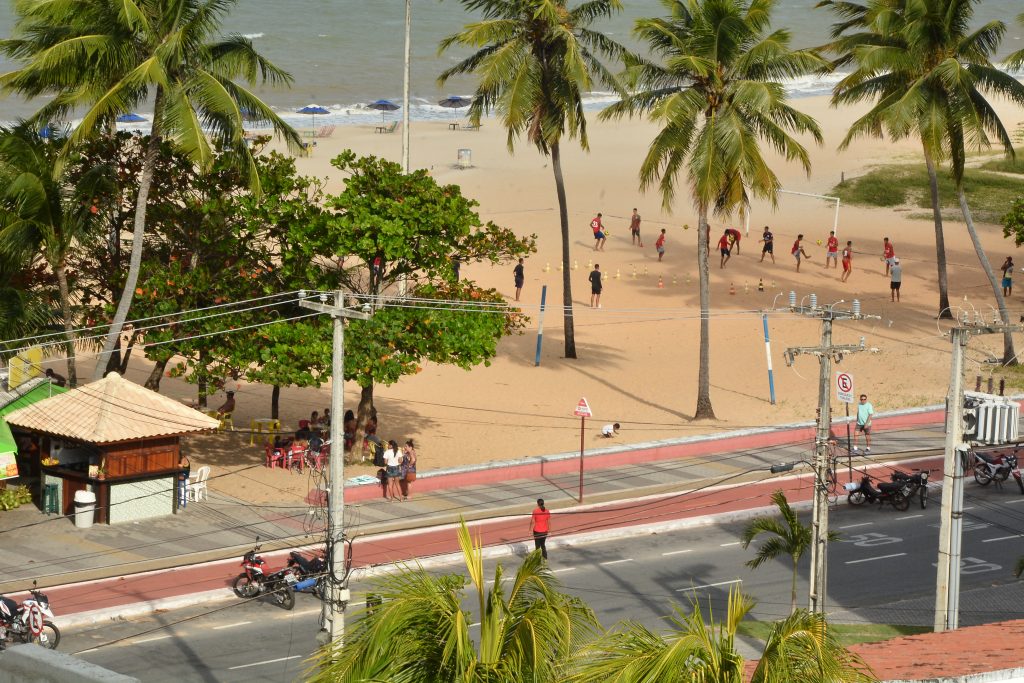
845, 475, 912, 511
287, 549, 326, 596
972, 448, 1024, 493
0, 583, 60, 650
891, 469, 930, 509
232, 541, 297, 610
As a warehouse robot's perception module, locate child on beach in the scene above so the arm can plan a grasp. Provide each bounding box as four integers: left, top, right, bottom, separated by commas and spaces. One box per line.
825, 231, 839, 268
791, 235, 810, 272
882, 237, 895, 276
718, 230, 732, 268
1001, 256, 1013, 296
655, 229, 667, 261
724, 228, 742, 255
841, 240, 853, 282
630, 208, 643, 247
591, 213, 606, 251
602, 423, 621, 437
759, 226, 774, 263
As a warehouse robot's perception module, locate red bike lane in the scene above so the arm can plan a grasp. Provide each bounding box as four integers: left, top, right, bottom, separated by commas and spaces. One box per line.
17, 454, 940, 621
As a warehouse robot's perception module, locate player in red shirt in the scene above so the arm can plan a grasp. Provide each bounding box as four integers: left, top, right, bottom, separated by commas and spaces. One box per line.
791, 234, 810, 272
591, 213, 606, 251
825, 231, 839, 269
841, 240, 853, 282
724, 228, 742, 255
718, 230, 732, 268
655, 228, 667, 261
530, 498, 551, 559
882, 237, 895, 275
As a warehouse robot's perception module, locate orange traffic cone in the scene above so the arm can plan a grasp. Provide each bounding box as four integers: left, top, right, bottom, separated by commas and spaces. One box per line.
729, 282, 736, 296
658, 275, 664, 288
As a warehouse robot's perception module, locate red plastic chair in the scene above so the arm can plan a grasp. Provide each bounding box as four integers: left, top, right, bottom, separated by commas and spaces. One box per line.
287, 444, 305, 473
264, 445, 286, 469
306, 444, 328, 471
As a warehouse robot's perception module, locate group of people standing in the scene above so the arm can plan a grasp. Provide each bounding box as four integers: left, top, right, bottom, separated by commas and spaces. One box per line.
378, 438, 418, 501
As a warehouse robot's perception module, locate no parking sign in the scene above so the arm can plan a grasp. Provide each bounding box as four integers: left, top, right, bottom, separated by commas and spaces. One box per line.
836, 372, 854, 404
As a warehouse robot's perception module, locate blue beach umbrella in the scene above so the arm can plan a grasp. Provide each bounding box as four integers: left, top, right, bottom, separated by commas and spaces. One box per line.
296, 104, 330, 127
116, 113, 147, 123
438, 95, 471, 125
367, 99, 400, 122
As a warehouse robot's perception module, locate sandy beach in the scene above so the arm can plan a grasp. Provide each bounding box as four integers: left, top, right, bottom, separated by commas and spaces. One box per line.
106, 93, 1024, 502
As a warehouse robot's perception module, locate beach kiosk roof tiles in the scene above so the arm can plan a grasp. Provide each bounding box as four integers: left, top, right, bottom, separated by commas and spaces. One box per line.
4, 372, 218, 443
6, 373, 218, 523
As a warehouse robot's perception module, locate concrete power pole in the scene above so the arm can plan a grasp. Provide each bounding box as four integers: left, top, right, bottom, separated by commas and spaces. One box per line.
300, 291, 371, 648
784, 298, 877, 613
401, 0, 411, 174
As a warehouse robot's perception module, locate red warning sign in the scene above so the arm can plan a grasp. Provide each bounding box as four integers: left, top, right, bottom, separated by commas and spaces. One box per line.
573, 397, 593, 418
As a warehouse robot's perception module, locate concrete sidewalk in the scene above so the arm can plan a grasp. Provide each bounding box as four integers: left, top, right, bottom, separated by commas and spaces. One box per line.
0, 405, 951, 595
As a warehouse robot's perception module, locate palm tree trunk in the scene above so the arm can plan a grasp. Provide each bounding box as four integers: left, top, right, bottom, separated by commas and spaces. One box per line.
695, 208, 715, 419
551, 141, 577, 359
923, 148, 952, 319
791, 557, 798, 614
93, 91, 164, 381
54, 263, 77, 388
958, 186, 1017, 365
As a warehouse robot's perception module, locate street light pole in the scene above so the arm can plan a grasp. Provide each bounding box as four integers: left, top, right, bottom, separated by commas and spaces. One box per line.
300, 291, 371, 649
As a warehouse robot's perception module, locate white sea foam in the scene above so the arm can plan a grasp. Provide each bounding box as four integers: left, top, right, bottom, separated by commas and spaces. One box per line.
241, 32, 264, 39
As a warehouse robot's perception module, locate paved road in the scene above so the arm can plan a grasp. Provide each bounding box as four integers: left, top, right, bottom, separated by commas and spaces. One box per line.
62, 480, 1024, 682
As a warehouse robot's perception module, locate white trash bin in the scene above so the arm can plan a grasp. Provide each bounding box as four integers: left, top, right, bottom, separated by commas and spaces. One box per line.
74, 490, 96, 528
457, 148, 472, 169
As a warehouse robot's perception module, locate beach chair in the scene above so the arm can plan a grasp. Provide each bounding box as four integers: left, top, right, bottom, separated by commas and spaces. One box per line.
376, 121, 398, 134
187, 466, 211, 502
462, 121, 482, 131
301, 129, 316, 138
316, 124, 336, 138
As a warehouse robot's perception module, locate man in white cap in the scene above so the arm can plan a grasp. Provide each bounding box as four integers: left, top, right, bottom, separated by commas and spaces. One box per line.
890, 257, 902, 302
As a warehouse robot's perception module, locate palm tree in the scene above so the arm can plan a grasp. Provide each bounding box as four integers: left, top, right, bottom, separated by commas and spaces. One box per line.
311, 521, 599, 682
0, 250, 58, 348
0, 0, 301, 380
600, 0, 824, 418
821, 0, 1024, 358
741, 489, 824, 614
438, 0, 627, 359
570, 588, 874, 682
0, 125, 111, 386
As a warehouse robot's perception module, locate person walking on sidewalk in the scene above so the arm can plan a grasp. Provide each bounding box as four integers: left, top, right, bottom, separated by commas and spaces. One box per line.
530, 498, 551, 560
853, 394, 874, 453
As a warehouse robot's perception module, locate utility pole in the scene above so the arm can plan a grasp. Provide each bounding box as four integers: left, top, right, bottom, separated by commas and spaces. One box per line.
934, 319, 1022, 631
401, 0, 411, 174
783, 296, 877, 613
300, 290, 371, 649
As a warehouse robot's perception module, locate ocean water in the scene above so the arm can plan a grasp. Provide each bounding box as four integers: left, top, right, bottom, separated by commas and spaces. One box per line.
0, 0, 1020, 127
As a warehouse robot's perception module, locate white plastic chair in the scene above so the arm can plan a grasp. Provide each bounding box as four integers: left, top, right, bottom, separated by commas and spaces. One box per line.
188, 465, 211, 502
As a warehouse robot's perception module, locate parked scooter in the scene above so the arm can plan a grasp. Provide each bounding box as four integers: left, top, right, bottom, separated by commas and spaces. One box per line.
972, 448, 1023, 493
232, 540, 297, 610
846, 475, 912, 511
0, 582, 60, 650
891, 469, 930, 509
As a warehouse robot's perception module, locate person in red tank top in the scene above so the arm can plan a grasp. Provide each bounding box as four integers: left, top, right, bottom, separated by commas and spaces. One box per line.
530, 498, 551, 559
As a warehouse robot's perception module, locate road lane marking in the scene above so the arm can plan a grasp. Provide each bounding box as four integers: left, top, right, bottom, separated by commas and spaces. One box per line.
281, 608, 322, 618
78, 648, 99, 654
552, 567, 576, 574
133, 635, 173, 644
228, 655, 302, 670
1006, 499, 1024, 504
720, 542, 742, 547
839, 522, 873, 529
662, 549, 692, 556
212, 621, 252, 630
677, 579, 742, 592
982, 534, 1024, 543
600, 558, 634, 566
845, 553, 906, 564
901, 514, 923, 521
962, 506, 975, 510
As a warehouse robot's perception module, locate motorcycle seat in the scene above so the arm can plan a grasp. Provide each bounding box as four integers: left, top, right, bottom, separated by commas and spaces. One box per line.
976, 451, 999, 464
878, 482, 901, 494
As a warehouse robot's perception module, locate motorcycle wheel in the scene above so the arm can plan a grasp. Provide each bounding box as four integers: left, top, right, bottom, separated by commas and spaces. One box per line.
847, 490, 866, 506
232, 574, 260, 599
975, 469, 992, 486
920, 485, 929, 509
22, 621, 60, 650
892, 492, 911, 512
275, 585, 295, 611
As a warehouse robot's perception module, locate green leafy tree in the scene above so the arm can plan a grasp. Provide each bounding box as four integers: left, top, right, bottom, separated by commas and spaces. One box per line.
600, 0, 824, 419
0, 125, 112, 386
311, 521, 599, 682
571, 588, 874, 683
0, 0, 302, 380
438, 0, 626, 360
820, 0, 1024, 362
288, 151, 535, 447
740, 490, 836, 614
1004, 197, 1024, 247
